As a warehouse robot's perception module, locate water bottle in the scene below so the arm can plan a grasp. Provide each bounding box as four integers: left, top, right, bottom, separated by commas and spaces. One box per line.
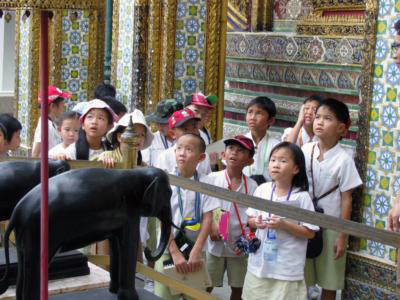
263, 229, 278, 263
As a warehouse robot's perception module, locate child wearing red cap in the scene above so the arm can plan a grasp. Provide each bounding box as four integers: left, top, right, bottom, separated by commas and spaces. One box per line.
32, 86, 71, 157
154, 108, 212, 175
206, 135, 258, 300
185, 92, 217, 146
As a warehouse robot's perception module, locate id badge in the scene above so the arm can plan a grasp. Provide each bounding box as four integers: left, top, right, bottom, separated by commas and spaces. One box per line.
263, 230, 278, 263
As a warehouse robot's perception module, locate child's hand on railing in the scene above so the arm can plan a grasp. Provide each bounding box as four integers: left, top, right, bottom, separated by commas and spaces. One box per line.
171, 251, 189, 274
100, 156, 115, 168
188, 249, 203, 273
51, 153, 70, 161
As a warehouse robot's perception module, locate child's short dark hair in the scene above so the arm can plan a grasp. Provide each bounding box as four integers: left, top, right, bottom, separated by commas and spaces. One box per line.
179, 133, 206, 153
304, 94, 323, 105
94, 83, 117, 99
59, 111, 80, 127
246, 96, 276, 118
0, 122, 7, 140
269, 142, 309, 191
395, 20, 400, 35
0, 114, 22, 143
102, 96, 127, 116
317, 98, 350, 126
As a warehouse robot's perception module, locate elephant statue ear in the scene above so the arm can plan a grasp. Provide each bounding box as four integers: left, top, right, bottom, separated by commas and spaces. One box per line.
142, 176, 159, 216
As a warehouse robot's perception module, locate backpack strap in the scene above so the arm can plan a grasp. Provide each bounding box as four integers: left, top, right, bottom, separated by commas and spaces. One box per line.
311, 144, 339, 205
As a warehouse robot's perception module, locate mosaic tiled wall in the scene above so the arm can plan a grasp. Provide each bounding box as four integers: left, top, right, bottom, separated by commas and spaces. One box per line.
114, 0, 135, 108
17, 13, 32, 147
360, 0, 400, 262
273, 0, 313, 32
60, 10, 90, 109
173, 0, 206, 103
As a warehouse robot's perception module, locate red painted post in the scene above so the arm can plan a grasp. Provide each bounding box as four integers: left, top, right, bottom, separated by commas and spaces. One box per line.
39, 10, 49, 300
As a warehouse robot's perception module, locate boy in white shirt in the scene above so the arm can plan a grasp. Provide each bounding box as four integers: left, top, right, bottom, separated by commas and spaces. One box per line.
154, 133, 219, 300
142, 99, 183, 166
282, 95, 322, 147
303, 98, 362, 300
155, 108, 212, 175
206, 135, 258, 300
244, 96, 280, 184
32, 86, 71, 157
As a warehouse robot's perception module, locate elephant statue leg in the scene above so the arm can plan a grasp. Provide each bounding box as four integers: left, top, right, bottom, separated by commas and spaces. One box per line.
21, 241, 40, 300
15, 248, 24, 300
116, 216, 140, 300
109, 235, 119, 294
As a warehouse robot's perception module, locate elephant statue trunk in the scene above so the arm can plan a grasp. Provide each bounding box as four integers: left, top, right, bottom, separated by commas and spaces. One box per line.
144, 208, 173, 261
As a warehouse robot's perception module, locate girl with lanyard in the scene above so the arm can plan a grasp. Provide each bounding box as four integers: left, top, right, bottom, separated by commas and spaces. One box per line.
243, 142, 319, 300
206, 135, 258, 300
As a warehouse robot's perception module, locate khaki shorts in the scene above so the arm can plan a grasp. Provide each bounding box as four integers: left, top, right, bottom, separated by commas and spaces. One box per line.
146, 217, 157, 251
304, 229, 347, 291
242, 271, 307, 300
206, 252, 247, 288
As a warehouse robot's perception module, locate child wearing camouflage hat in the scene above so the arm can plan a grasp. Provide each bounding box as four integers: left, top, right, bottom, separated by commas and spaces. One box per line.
142, 99, 183, 166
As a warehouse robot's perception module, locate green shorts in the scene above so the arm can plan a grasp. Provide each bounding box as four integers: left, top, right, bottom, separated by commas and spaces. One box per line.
154, 253, 206, 300
206, 252, 247, 288
304, 229, 347, 291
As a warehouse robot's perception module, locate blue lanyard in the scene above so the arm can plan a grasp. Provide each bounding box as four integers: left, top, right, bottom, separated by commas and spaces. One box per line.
267, 184, 292, 238
160, 133, 169, 149
177, 171, 201, 226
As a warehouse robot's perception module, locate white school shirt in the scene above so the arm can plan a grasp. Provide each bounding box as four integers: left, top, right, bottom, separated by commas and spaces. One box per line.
142, 131, 174, 166
281, 127, 318, 147
199, 128, 212, 146
63, 143, 104, 160
243, 131, 280, 181
302, 142, 362, 218
154, 144, 212, 175
49, 143, 68, 158
246, 182, 319, 281
169, 171, 219, 247
34, 117, 62, 150
206, 171, 258, 257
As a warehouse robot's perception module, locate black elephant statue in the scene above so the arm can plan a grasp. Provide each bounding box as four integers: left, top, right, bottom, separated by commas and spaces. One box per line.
0, 160, 70, 221
0, 167, 173, 300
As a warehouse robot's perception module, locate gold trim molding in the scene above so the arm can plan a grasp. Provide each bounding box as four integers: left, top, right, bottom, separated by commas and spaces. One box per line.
0, 0, 104, 10
312, 0, 366, 11
297, 15, 364, 35
205, 0, 228, 141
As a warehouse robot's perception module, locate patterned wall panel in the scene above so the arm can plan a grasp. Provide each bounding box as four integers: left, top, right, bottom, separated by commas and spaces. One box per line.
16, 12, 32, 146
359, 0, 400, 263
113, 0, 135, 108
60, 10, 90, 109
173, 0, 206, 103
273, 0, 313, 32
226, 33, 365, 66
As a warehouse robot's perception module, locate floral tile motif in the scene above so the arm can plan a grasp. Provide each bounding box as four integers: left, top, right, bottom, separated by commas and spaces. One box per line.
17, 13, 32, 146
226, 33, 364, 66
59, 10, 90, 109
361, 0, 400, 262
174, 0, 206, 102
114, 1, 135, 108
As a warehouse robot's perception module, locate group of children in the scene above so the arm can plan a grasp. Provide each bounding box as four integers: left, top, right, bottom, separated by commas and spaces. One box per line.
13, 83, 362, 300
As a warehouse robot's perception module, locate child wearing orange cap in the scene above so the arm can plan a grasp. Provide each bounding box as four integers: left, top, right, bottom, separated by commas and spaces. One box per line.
32, 86, 71, 157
